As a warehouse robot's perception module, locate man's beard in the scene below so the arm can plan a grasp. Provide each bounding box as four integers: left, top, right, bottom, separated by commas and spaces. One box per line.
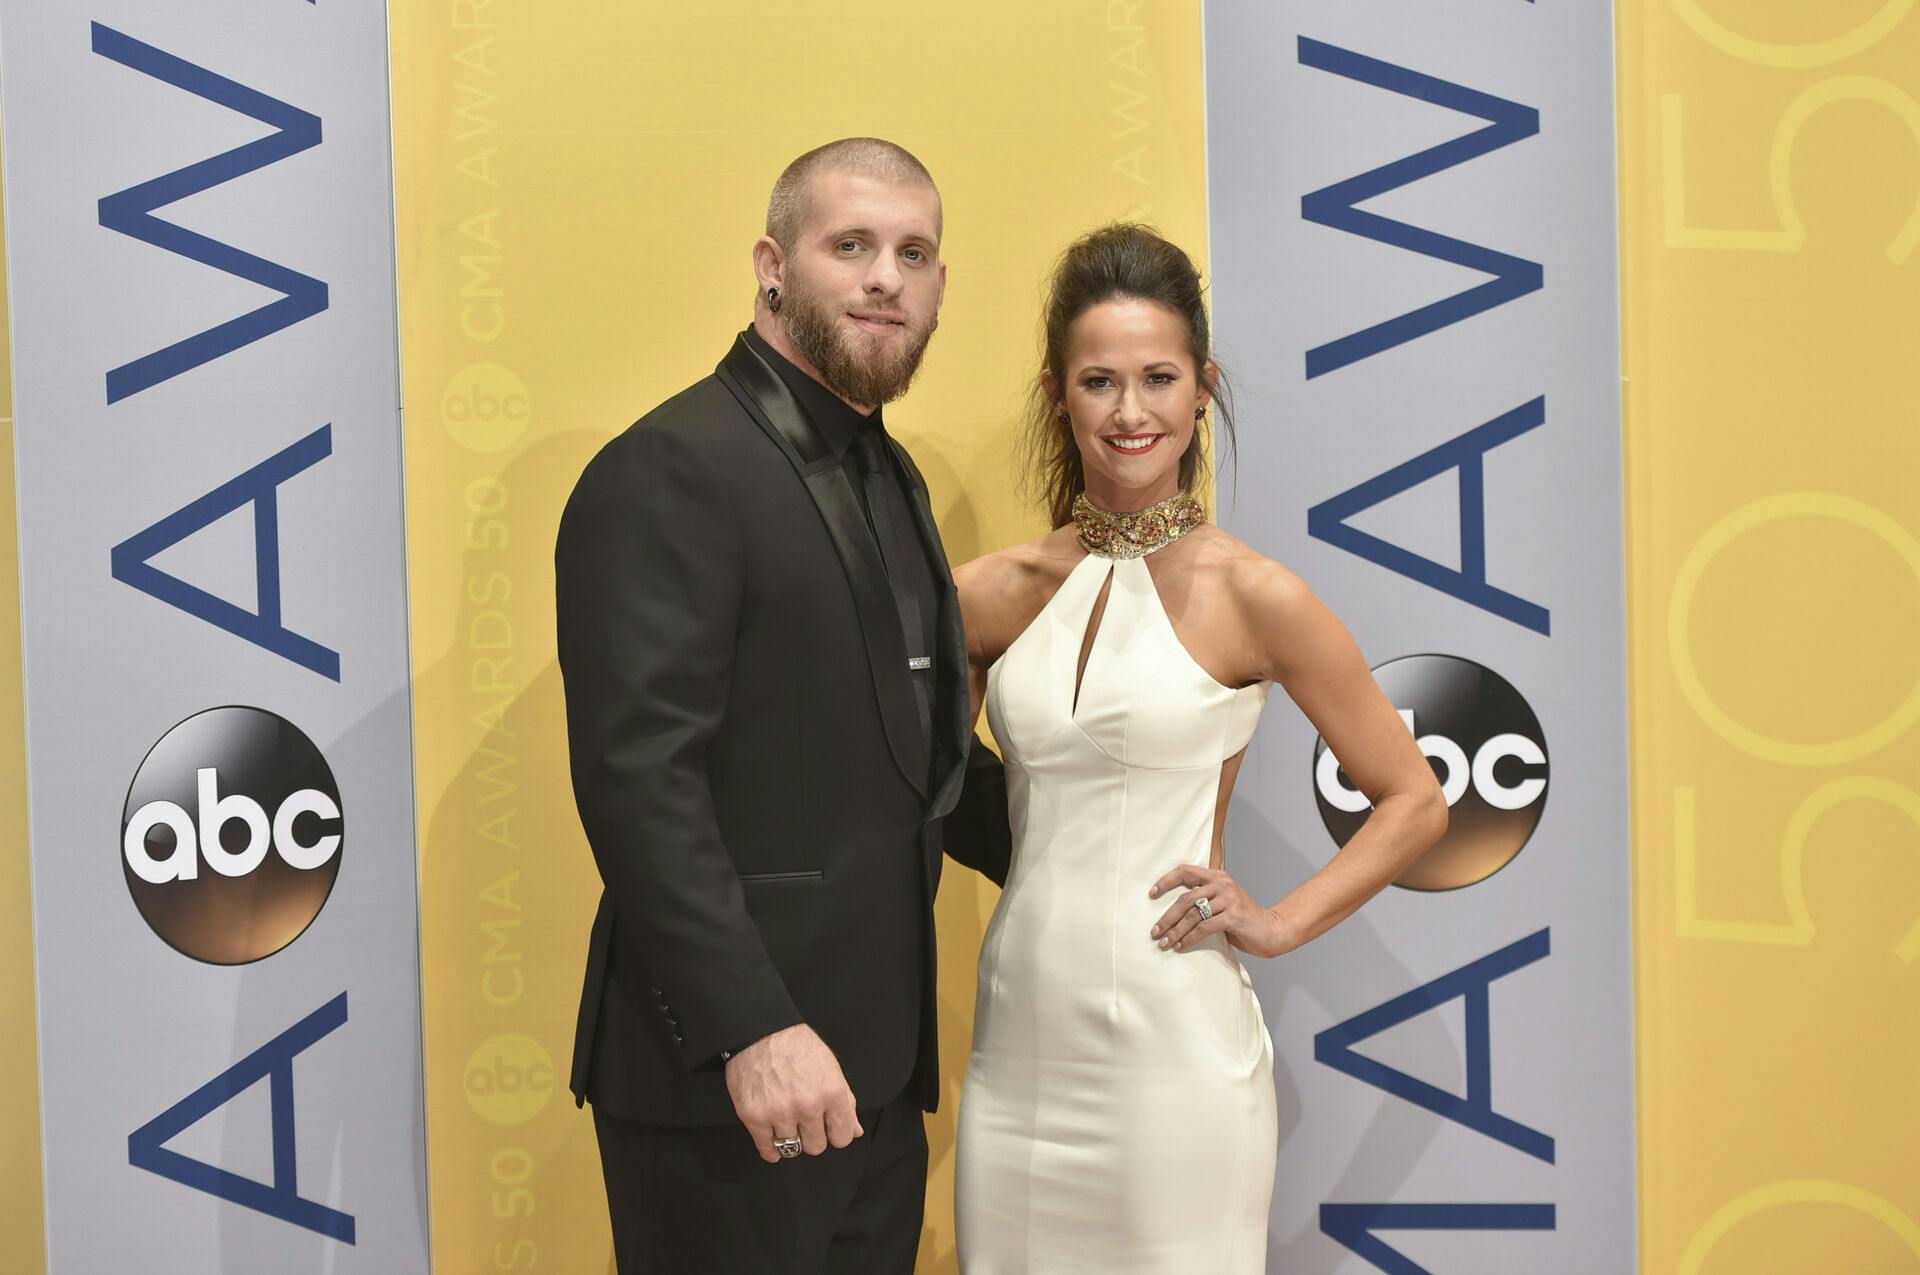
781, 282, 936, 408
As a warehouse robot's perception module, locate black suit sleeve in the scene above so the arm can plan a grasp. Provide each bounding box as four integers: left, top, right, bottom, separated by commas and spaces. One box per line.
556, 425, 803, 1070
940, 732, 1013, 888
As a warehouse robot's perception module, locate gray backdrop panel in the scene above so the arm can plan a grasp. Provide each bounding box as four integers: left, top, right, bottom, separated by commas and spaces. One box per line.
0, 3, 427, 1269
1204, 3, 1636, 1271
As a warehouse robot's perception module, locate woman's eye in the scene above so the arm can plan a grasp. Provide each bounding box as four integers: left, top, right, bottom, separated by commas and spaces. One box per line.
1085, 377, 1111, 390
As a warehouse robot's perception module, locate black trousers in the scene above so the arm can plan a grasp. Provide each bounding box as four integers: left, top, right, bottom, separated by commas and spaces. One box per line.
593, 1087, 928, 1274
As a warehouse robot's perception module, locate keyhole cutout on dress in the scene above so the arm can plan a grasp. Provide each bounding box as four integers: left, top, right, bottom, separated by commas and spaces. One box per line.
1071, 564, 1117, 716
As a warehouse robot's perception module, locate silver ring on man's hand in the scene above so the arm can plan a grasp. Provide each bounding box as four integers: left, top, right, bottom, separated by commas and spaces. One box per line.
1193, 896, 1213, 922
774, 1137, 803, 1159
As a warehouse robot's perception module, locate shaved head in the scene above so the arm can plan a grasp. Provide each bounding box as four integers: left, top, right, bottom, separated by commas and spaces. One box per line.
765, 137, 942, 251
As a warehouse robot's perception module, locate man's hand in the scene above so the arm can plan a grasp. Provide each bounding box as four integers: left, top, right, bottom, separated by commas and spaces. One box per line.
723, 1023, 864, 1163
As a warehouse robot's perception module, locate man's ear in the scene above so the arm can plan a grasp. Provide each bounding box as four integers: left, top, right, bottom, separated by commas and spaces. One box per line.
752, 235, 785, 293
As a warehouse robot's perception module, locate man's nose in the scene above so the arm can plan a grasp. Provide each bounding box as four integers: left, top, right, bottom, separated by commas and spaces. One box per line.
864, 250, 904, 297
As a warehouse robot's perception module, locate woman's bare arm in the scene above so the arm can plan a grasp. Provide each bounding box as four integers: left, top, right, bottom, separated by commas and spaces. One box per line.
953, 555, 998, 727
1148, 554, 1447, 957
1248, 560, 1446, 949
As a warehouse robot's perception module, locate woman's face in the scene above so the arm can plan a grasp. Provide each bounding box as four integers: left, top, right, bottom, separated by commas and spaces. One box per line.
1054, 298, 1211, 510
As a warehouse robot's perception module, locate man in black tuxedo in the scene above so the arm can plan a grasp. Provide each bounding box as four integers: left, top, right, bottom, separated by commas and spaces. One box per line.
556, 137, 1011, 1273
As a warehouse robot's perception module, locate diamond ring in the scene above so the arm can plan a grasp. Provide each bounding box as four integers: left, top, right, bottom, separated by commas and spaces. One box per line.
1194, 896, 1213, 922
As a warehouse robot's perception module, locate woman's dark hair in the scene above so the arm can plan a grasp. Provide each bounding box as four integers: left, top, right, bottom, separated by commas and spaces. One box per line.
1020, 223, 1235, 528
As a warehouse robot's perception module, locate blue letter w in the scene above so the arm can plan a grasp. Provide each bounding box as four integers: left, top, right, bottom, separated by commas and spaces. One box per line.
92, 24, 328, 404
1298, 37, 1540, 379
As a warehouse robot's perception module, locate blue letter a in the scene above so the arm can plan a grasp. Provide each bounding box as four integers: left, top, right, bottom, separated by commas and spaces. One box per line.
111, 424, 339, 680
93, 23, 328, 403
128, 993, 355, 1243
1307, 397, 1549, 635
1315, 928, 1554, 1162
1298, 37, 1541, 378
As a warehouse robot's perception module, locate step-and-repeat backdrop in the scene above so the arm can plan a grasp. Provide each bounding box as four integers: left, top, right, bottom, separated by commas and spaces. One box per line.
2, 2, 1915, 1272
1205, 3, 1635, 1271
387, 2, 1206, 1269
1619, 3, 1920, 1270
0, 3, 426, 1270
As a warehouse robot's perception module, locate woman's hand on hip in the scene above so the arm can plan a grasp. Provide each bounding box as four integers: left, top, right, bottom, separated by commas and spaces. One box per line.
1148, 863, 1298, 959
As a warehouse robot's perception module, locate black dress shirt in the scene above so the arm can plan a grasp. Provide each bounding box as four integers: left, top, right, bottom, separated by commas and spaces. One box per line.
743, 326, 941, 767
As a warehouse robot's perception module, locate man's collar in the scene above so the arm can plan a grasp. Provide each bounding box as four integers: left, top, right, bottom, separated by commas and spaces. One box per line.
743, 324, 881, 458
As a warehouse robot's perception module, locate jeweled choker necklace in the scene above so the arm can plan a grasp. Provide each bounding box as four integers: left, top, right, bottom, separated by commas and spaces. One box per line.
1072, 490, 1207, 560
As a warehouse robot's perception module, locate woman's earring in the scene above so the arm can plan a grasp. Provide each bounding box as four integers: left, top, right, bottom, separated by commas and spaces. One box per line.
1056, 409, 1070, 426
1194, 406, 1206, 421
766, 286, 782, 314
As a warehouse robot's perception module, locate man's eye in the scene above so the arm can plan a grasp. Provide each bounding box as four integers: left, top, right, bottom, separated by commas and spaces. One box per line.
903, 248, 924, 263
838, 240, 860, 253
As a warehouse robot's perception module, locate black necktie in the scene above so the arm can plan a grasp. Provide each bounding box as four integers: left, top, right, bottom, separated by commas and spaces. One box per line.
850, 428, 934, 751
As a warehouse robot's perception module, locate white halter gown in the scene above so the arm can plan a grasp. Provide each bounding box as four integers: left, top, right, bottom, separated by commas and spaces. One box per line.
955, 550, 1277, 1272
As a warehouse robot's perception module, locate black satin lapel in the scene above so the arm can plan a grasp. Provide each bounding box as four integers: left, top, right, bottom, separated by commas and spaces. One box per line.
902, 476, 972, 819
716, 334, 930, 795
716, 332, 832, 467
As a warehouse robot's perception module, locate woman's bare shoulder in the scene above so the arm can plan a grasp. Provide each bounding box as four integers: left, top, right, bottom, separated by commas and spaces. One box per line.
1182, 525, 1317, 617
955, 526, 1081, 597
955, 527, 1084, 660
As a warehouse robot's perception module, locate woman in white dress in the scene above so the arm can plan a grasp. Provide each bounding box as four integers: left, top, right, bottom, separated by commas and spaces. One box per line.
952, 225, 1449, 1273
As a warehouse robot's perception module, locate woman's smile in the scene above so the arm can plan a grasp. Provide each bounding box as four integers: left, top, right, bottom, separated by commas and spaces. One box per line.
1101, 431, 1166, 455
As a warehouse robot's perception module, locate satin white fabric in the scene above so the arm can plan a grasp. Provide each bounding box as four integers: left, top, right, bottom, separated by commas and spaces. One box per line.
955, 551, 1277, 1273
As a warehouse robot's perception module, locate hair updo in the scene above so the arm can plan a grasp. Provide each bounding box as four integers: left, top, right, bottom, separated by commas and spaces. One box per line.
1021, 223, 1234, 528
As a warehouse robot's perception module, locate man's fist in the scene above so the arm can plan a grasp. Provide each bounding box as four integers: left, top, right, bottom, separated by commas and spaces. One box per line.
723, 1023, 864, 1164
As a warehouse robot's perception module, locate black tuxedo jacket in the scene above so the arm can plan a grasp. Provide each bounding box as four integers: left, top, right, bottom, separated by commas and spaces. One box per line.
557, 331, 1013, 1126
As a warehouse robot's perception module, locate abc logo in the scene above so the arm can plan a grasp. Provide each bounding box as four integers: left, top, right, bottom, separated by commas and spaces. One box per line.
441, 362, 530, 453
464, 1034, 556, 1126
1313, 654, 1547, 891
121, 706, 344, 964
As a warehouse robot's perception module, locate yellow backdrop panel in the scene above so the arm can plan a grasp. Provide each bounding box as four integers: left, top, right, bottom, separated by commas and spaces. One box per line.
390, 3, 1208, 1269
1620, 3, 1920, 1270
0, 116, 49, 1275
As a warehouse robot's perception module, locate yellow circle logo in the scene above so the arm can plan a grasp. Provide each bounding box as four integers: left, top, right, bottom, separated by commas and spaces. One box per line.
463, 1033, 555, 1126
442, 363, 530, 452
